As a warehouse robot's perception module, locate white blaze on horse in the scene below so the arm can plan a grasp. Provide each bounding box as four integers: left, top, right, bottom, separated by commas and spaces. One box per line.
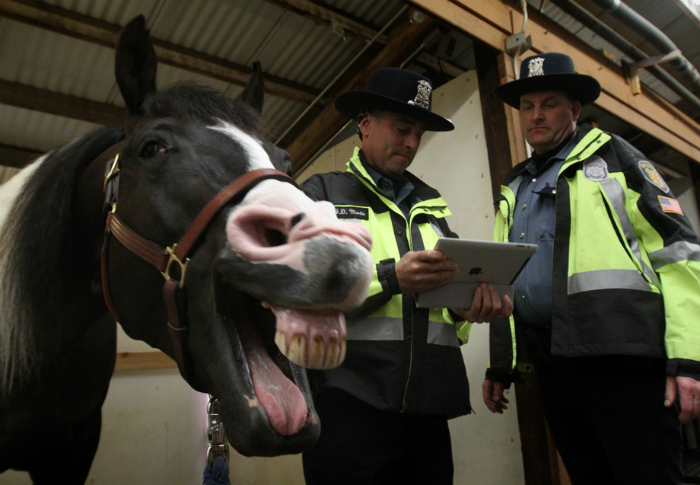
0, 15, 372, 484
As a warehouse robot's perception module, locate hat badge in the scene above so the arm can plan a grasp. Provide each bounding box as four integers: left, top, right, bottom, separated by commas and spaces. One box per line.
527, 57, 545, 78
408, 79, 431, 109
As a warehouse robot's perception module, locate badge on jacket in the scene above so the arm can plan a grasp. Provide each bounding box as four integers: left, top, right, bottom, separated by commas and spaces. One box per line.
583, 156, 608, 182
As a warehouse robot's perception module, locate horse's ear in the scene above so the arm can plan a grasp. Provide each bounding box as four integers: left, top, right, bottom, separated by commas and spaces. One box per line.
115, 15, 157, 118
238, 61, 265, 114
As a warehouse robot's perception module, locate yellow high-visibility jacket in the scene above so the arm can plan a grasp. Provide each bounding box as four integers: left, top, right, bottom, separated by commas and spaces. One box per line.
302, 147, 472, 417
489, 125, 700, 381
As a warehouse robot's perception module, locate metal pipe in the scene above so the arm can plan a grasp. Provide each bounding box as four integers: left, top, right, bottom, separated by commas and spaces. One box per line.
550, 0, 700, 113
590, 0, 700, 88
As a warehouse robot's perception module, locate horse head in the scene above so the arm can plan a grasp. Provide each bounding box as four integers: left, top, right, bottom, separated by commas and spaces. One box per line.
102, 16, 373, 456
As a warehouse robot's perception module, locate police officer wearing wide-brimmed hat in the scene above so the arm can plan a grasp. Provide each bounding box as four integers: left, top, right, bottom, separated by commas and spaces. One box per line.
484, 52, 700, 484
334, 67, 456, 132
494, 52, 601, 109
301, 67, 513, 485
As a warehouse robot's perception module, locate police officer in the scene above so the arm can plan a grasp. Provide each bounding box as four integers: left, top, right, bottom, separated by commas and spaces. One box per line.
301, 67, 513, 485
483, 52, 700, 484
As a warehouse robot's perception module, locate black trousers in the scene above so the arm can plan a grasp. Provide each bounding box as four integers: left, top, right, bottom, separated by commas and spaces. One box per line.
302, 388, 454, 485
536, 355, 683, 485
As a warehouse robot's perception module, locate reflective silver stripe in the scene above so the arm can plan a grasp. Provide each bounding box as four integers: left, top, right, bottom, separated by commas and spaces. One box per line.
568, 269, 653, 294
346, 317, 403, 341
345, 317, 459, 346
427, 321, 460, 347
599, 176, 660, 286
649, 240, 700, 269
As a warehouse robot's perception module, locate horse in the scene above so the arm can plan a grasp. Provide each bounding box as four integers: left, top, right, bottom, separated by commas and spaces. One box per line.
0, 15, 373, 484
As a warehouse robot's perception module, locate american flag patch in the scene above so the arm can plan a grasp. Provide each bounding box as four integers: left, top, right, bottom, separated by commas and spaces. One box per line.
658, 196, 684, 215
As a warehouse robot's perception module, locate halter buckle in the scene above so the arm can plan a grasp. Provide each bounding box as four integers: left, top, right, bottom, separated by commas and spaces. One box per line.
104, 154, 121, 212
162, 244, 189, 288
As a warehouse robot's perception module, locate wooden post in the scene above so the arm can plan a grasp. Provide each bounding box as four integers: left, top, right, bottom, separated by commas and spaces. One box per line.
474, 40, 570, 485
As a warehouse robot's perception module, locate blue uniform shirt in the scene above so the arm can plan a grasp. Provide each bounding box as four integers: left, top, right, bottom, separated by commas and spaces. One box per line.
509, 133, 578, 326
360, 152, 415, 220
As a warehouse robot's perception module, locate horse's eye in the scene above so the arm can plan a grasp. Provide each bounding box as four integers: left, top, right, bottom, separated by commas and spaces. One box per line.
140, 141, 166, 158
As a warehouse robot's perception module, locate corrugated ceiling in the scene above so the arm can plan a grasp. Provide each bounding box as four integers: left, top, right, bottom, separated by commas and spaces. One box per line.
0, 0, 698, 178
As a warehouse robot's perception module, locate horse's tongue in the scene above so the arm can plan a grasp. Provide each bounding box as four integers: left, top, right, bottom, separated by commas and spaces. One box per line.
271, 307, 347, 369
240, 322, 308, 436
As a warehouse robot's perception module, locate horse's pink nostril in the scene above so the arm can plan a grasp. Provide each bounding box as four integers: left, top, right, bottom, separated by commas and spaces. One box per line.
264, 228, 287, 247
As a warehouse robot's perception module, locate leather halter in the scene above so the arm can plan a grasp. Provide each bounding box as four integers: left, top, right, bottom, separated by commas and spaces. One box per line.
101, 153, 298, 387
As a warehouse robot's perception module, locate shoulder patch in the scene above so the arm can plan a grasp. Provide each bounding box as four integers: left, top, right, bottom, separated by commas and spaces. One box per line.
583, 156, 608, 181
658, 196, 684, 215
639, 160, 669, 193
335, 206, 369, 220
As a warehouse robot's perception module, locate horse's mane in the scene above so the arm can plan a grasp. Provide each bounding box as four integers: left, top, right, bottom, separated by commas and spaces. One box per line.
0, 125, 125, 396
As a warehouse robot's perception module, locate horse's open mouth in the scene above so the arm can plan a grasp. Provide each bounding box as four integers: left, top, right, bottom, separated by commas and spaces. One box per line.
234, 305, 310, 436
215, 290, 341, 438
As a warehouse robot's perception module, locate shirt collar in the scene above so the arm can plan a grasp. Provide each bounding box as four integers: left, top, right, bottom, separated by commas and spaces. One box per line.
526, 131, 579, 175
359, 150, 412, 194
358, 150, 415, 209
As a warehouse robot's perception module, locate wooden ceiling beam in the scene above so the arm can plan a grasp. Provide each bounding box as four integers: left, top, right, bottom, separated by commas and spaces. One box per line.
0, 144, 44, 169
0, 79, 123, 126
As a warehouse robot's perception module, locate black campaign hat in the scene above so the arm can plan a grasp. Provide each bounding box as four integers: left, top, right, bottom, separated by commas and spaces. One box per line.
335, 67, 454, 132
495, 53, 601, 109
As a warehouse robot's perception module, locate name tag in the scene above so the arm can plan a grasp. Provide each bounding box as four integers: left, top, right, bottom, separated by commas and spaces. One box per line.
336, 206, 369, 220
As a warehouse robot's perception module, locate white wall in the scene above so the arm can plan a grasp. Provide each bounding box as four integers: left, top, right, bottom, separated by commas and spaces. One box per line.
297, 69, 526, 484
88, 330, 208, 484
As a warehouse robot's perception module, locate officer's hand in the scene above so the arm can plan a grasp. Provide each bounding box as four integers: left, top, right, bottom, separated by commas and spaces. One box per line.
483, 379, 509, 414
451, 283, 513, 323
665, 375, 700, 423
395, 250, 458, 294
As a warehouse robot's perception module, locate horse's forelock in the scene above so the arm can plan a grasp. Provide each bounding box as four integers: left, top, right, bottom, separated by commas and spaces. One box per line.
146, 83, 268, 137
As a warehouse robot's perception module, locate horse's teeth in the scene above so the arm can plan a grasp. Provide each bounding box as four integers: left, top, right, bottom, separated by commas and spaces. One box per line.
323, 339, 346, 369
308, 335, 325, 368
274, 330, 287, 356
274, 330, 346, 370
287, 334, 308, 368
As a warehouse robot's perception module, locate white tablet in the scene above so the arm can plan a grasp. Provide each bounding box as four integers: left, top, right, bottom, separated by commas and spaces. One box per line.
415, 238, 537, 309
